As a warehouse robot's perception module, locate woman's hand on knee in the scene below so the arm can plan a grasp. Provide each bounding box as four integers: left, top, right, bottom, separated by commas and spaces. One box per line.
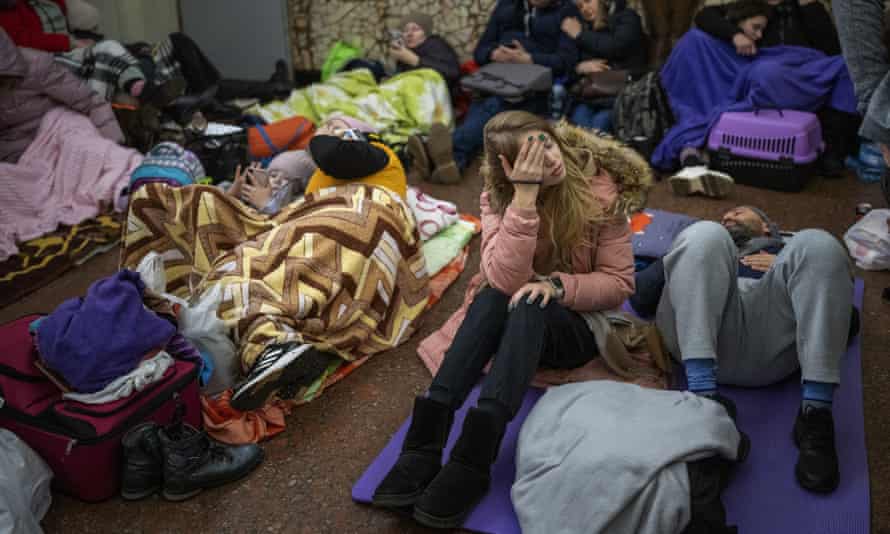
509, 281, 558, 311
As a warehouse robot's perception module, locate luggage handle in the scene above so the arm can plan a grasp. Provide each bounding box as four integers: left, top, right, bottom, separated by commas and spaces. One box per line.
753, 108, 784, 117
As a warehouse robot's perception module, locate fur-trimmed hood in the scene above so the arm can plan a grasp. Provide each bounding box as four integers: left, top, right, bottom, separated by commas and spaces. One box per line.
555, 120, 653, 217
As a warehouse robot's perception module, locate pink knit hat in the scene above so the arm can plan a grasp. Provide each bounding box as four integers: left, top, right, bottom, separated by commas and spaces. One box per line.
325, 113, 378, 134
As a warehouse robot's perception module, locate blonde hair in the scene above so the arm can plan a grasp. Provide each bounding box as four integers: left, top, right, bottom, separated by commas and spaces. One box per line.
481, 111, 610, 272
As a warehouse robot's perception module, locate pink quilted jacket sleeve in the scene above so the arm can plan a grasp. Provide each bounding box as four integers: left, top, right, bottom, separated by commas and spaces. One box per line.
479, 191, 539, 295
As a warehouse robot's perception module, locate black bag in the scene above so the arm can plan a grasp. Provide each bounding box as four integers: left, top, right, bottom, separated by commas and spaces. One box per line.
185, 130, 249, 184
613, 71, 675, 159
461, 63, 553, 99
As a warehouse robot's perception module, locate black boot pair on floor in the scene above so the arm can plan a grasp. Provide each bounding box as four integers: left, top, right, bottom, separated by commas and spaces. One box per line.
372, 397, 507, 529
406, 123, 462, 185
121, 420, 264, 501
708, 393, 840, 493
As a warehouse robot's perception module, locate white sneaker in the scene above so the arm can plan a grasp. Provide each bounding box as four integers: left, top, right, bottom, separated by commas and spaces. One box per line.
668, 165, 734, 198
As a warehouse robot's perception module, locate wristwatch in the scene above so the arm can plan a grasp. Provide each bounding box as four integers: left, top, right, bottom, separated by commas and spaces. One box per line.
548, 276, 565, 300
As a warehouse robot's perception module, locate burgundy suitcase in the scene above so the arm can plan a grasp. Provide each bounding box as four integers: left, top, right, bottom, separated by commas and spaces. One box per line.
0, 315, 202, 502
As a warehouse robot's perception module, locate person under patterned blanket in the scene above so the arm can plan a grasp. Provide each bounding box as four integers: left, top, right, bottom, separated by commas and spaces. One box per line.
122, 129, 424, 415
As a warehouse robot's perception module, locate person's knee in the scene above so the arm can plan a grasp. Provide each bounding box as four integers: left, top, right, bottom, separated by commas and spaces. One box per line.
672, 221, 734, 254
748, 60, 785, 84
508, 295, 563, 324
475, 287, 511, 312
786, 229, 850, 272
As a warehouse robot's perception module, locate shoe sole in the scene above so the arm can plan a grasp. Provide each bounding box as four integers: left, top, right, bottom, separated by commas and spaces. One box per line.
791, 423, 840, 493
414, 503, 478, 530
669, 172, 733, 198
121, 486, 160, 501
371, 487, 426, 509
161, 448, 266, 502
230, 344, 313, 412
406, 135, 432, 182
426, 124, 462, 184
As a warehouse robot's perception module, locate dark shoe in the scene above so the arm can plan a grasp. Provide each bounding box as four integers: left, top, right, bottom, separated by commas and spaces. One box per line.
708, 393, 737, 422
793, 406, 839, 493
269, 59, 289, 84
426, 123, 462, 184
372, 397, 454, 509
413, 407, 507, 529
684, 455, 739, 534
121, 422, 164, 500
159, 422, 264, 501
406, 134, 432, 182
821, 150, 845, 178
706, 393, 750, 462
231, 342, 315, 412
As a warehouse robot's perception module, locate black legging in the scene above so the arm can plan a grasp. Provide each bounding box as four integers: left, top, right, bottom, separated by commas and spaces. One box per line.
428, 287, 598, 418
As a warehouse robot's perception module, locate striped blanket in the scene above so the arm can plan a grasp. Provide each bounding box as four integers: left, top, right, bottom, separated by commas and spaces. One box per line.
122, 183, 430, 372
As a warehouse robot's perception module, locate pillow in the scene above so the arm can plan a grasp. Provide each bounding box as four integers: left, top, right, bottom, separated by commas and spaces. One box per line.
631, 209, 699, 260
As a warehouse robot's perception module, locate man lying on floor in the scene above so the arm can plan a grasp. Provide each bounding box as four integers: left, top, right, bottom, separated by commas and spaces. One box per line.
631, 206, 857, 494
122, 130, 428, 413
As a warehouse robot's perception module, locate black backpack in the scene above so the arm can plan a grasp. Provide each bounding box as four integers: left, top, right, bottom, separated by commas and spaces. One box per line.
613, 71, 676, 160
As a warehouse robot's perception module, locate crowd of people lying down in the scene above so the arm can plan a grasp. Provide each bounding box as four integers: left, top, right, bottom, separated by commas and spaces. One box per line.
3, 0, 890, 531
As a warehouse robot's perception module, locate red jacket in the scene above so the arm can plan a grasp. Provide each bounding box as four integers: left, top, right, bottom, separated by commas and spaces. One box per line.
0, 0, 71, 53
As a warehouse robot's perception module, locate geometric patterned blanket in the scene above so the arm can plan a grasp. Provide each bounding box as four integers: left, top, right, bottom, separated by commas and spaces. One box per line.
121, 183, 430, 373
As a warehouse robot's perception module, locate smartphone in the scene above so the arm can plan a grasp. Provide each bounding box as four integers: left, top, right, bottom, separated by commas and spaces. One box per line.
248, 168, 271, 187
341, 128, 362, 141
388, 29, 404, 47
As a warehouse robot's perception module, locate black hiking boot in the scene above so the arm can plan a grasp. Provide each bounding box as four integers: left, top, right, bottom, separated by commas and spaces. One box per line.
158, 422, 264, 501
121, 422, 164, 500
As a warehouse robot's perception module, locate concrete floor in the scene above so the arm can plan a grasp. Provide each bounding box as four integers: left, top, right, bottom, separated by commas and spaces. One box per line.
5, 168, 890, 534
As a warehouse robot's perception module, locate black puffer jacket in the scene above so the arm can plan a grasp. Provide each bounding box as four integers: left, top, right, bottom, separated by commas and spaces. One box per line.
695, 0, 840, 56
574, 0, 648, 73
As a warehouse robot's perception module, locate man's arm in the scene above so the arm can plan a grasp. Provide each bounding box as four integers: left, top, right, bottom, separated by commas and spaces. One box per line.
694, 5, 738, 43
833, 0, 890, 147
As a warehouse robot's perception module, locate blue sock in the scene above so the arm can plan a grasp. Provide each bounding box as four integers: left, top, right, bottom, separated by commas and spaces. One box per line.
684, 358, 717, 396
802, 381, 835, 411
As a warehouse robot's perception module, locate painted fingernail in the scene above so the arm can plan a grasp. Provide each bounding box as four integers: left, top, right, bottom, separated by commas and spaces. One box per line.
538, 134, 546, 141
527, 135, 533, 141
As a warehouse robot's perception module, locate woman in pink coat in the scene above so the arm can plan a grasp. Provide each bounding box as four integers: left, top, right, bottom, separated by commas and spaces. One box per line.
373, 111, 653, 528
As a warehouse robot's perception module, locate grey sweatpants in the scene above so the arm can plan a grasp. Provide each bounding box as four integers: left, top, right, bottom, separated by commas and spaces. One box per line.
834, 0, 890, 145
656, 222, 853, 387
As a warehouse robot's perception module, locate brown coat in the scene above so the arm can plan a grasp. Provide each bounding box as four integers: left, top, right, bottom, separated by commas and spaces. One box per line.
0, 28, 122, 163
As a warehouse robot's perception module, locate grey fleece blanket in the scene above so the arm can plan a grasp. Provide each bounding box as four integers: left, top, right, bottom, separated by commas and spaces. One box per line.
511, 381, 740, 534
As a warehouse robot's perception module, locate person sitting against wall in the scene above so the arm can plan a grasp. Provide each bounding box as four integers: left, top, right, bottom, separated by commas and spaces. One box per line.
372, 110, 653, 528
342, 13, 460, 91
630, 205, 858, 494
560, 0, 647, 132
668, 0, 858, 180
404, 0, 580, 185
652, 0, 858, 194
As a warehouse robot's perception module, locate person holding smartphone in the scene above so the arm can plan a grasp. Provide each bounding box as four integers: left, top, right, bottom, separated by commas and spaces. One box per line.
388, 13, 460, 90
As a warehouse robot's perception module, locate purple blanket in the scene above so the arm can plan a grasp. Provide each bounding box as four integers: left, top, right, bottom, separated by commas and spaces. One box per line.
653, 29, 857, 170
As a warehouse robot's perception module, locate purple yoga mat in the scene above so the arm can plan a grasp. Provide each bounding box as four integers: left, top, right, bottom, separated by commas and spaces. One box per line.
353, 280, 869, 534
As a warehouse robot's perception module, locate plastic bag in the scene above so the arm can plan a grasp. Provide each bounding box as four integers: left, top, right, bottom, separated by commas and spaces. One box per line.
136, 252, 238, 394
0, 429, 52, 534
844, 209, 890, 270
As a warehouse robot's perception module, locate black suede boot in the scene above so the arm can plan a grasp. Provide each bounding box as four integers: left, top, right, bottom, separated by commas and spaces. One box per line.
413, 407, 507, 529
121, 422, 164, 500
372, 397, 454, 509
159, 423, 265, 501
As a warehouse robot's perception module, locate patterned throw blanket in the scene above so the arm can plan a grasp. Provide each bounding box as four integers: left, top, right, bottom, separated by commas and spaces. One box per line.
248, 68, 453, 145
122, 183, 430, 372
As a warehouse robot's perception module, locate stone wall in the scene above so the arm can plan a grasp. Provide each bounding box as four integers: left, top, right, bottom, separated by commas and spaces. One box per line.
287, 0, 831, 70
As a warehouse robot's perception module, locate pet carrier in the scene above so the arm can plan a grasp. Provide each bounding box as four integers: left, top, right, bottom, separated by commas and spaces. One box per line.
706, 109, 823, 192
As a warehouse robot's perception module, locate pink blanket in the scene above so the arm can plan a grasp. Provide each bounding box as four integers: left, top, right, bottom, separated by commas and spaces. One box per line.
0, 108, 142, 261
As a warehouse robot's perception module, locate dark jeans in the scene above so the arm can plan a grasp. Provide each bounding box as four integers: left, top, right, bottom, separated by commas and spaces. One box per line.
452, 94, 548, 171
429, 288, 598, 418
